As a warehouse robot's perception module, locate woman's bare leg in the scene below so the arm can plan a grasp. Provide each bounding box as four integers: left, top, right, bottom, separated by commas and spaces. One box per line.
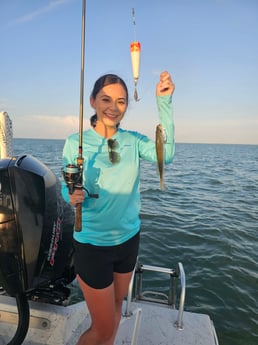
76, 271, 133, 345
106, 271, 133, 345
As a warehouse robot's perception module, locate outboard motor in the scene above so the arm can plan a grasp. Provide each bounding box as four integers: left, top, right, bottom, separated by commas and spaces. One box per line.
0, 154, 75, 344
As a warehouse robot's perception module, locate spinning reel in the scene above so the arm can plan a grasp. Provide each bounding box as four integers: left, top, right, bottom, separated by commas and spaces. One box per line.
62, 164, 98, 199
62, 164, 82, 195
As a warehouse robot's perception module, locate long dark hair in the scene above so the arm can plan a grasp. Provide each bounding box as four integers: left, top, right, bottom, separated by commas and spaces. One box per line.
90, 74, 128, 128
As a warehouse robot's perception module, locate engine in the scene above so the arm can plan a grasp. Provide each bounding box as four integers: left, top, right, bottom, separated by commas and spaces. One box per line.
0, 154, 75, 299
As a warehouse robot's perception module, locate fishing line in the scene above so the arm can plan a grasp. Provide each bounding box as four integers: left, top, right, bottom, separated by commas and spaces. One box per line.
132, 7, 137, 42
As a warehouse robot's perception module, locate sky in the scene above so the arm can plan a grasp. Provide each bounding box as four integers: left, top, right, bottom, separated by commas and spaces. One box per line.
0, 0, 258, 144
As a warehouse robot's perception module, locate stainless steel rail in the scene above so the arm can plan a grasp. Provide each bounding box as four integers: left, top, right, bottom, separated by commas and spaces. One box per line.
124, 265, 136, 317
124, 262, 186, 330
174, 262, 185, 330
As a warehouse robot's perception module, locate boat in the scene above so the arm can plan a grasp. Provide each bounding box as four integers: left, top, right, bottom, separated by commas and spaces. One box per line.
0, 263, 219, 345
0, 111, 219, 344
0, 112, 13, 159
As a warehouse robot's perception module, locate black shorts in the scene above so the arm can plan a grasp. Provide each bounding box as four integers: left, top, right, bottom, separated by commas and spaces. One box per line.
73, 232, 140, 289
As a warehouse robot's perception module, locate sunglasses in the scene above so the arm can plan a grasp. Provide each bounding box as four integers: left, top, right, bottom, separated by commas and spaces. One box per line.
107, 139, 120, 164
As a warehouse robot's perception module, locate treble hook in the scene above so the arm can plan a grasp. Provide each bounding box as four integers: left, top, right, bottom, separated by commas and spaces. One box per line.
134, 86, 140, 102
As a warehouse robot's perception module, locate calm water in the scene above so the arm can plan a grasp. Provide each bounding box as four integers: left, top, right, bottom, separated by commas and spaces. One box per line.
12, 139, 258, 345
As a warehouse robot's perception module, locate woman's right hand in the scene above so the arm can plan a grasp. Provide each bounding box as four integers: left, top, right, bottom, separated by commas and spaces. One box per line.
69, 188, 85, 206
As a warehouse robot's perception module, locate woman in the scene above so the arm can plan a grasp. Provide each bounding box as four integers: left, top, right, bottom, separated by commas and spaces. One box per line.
62, 71, 175, 345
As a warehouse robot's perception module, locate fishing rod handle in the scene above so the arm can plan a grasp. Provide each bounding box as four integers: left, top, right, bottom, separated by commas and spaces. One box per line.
74, 203, 82, 232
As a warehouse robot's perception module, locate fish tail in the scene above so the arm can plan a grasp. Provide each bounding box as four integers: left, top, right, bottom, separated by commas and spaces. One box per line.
160, 179, 166, 191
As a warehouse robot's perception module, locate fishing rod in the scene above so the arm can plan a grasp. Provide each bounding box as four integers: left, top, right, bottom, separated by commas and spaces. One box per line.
63, 0, 86, 232
75, 0, 86, 231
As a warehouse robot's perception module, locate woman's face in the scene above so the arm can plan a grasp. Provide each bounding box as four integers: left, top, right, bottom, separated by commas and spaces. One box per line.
90, 83, 128, 128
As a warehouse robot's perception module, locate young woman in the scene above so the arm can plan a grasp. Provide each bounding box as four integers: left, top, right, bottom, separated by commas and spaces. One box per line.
62, 71, 175, 345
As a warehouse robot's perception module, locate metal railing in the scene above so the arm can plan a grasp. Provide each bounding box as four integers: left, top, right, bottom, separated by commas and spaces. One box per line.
124, 261, 186, 330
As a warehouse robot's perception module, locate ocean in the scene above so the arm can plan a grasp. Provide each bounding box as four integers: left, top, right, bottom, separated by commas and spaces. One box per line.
12, 139, 258, 345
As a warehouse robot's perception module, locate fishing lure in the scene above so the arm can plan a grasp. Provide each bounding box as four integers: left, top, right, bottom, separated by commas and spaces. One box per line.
130, 7, 141, 102
130, 41, 141, 101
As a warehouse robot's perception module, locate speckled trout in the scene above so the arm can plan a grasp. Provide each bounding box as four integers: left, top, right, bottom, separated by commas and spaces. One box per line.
156, 124, 166, 190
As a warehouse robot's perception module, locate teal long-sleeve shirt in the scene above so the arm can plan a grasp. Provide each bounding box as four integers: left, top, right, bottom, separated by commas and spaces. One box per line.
61, 95, 175, 246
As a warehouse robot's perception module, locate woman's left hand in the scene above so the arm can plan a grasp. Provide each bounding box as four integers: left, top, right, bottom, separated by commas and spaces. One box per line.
156, 71, 175, 96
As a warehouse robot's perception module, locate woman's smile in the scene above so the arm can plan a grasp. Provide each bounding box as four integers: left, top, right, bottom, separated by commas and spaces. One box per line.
90, 83, 128, 134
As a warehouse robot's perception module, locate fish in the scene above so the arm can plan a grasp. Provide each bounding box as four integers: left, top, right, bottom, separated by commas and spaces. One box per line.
156, 124, 166, 191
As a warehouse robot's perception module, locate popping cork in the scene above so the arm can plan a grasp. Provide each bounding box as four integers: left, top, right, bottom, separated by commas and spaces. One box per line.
130, 41, 141, 101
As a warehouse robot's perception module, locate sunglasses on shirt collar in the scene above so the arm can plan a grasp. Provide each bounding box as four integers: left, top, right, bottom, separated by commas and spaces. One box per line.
107, 139, 120, 164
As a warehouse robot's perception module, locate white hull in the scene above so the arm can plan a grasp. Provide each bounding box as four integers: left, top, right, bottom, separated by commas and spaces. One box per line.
0, 295, 218, 345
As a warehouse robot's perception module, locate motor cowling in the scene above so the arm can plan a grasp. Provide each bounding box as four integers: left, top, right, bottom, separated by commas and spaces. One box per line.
0, 154, 75, 297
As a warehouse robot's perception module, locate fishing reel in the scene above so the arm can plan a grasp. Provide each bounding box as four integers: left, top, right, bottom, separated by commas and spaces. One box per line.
62, 164, 98, 199
62, 164, 82, 195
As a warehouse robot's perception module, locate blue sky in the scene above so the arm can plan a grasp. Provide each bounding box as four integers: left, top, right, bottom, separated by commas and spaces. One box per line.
0, 0, 257, 144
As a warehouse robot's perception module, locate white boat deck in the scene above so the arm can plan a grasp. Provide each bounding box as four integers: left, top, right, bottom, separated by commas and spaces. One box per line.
117, 302, 217, 345
0, 295, 218, 345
